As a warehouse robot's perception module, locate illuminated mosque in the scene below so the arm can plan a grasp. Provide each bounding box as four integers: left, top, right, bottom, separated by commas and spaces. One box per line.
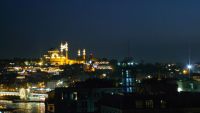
42, 42, 86, 65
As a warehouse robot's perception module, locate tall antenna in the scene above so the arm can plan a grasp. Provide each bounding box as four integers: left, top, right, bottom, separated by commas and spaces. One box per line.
127, 40, 131, 57
188, 41, 192, 78
188, 43, 191, 65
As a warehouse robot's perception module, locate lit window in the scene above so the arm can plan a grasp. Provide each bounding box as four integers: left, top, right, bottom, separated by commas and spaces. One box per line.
145, 100, 154, 108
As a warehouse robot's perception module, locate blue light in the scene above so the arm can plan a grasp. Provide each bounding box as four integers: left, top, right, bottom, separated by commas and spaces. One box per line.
187, 65, 192, 69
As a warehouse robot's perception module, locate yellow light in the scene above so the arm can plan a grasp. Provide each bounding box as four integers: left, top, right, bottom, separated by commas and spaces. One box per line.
38, 62, 43, 66
83, 49, 86, 55
78, 49, 81, 56
183, 69, 188, 75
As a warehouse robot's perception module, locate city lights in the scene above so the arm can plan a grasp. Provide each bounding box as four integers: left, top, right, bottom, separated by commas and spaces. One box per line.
177, 87, 183, 92
42, 42, 86, 65
187, 65, 192, 69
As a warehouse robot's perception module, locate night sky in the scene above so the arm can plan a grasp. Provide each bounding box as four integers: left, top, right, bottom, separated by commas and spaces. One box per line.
1, 0, 200, 63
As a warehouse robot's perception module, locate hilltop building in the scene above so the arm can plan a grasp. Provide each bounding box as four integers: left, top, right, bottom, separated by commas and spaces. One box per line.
42, 42, 86, 66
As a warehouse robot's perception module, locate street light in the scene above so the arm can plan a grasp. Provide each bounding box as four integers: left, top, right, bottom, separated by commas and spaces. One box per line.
187, 65, 192, 69
187, 64, 192, 78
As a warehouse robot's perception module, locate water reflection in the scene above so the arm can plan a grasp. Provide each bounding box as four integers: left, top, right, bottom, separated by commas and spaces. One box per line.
0, 100, 45, 113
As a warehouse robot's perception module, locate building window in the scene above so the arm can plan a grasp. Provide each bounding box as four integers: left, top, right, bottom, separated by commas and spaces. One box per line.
126, 70, 129, 77
129, 87, 133, 92
73, 92, 78, 100
145, 100, 154, 109
160, 100, 167, 108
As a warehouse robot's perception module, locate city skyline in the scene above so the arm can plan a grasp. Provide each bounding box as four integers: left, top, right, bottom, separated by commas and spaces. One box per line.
1, 0, 200, 63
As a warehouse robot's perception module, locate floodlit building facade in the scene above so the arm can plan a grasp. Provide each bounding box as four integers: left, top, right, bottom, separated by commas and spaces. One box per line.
42, 42, 86, 66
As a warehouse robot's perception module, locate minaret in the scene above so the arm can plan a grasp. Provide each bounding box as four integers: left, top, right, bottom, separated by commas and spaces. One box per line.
60, 42, 68, 59
65, 42, 68, 59
82, 49, 86, 61
78, 49, 81, 57
60, 43, 64, 56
